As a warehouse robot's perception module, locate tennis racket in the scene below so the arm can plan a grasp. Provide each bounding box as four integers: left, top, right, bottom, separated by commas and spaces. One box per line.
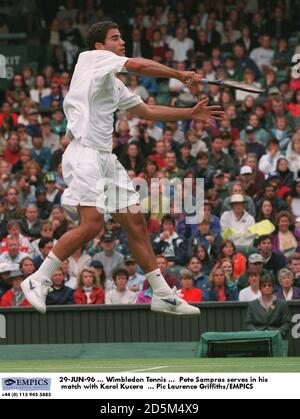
200, 78, 265, 93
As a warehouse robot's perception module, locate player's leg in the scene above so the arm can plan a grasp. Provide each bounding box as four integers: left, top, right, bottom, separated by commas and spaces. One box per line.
112, 208, 200, 315
21, 206, 104, 313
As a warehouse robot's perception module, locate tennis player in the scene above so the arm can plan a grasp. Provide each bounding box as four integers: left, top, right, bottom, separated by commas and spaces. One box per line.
21, 21, 223, 315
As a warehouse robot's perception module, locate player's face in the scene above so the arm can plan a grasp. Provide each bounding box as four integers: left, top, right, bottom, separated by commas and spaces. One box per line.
101, 29, 126, 56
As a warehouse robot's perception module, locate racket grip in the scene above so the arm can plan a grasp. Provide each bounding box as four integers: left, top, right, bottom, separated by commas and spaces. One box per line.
199, 78, 210, 85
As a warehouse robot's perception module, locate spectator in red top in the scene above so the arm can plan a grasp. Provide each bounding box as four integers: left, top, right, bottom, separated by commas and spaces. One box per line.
74, 267, 105, 305
148, 140, 166, 169
3, 132, 21, 165
288, 89, 300, 118
179, 268, 203, 303
207, 267, 237, 301
1, 270, 30, 307
0, 102, 18, 128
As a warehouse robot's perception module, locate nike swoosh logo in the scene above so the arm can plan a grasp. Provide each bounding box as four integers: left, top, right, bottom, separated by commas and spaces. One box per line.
162, 298, 177, 306
29, 280, 36, 290
156, 274, 161, 277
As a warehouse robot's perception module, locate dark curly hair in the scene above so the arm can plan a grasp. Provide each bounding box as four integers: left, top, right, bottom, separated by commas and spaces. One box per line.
86, 21, 120, 50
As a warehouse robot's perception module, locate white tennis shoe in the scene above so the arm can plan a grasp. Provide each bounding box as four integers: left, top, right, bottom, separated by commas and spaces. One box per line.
151, 287, 200, 315
21, 274, 53, 314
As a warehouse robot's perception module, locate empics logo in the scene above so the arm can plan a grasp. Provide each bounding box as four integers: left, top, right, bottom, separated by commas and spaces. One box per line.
0, 315, 6, 338
2, 377, 51, 391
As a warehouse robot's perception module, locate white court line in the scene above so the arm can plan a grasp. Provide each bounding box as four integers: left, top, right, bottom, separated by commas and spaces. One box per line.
125, 366, 169, 373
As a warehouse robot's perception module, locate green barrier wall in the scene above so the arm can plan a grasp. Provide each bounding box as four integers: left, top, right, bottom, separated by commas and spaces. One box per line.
0, 302, 299, 356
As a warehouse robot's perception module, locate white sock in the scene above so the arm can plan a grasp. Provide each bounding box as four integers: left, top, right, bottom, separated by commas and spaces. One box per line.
145, 269, 172, 296
36, 251, 63, 282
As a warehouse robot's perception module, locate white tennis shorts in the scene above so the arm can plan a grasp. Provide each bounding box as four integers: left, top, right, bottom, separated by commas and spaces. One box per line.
61, 138, 140, 213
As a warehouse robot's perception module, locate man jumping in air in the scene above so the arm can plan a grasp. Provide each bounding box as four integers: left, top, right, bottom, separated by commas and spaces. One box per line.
21, 21, 223, 315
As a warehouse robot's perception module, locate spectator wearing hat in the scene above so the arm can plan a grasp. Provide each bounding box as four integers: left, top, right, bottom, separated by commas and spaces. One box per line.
92, 232, 124, 281
35, 187, 52, 220
237, 253, 270, 291
220, 194, 255, 246
257, 235, 286, 277
46, 267, 74, 305
31, 134, 52, 172
124, 254, 145, 293
178, 268, 203, 303
105, 268, 137, 305
0, 262, 13, 299
221, 180, 256, 217
0, 270, 30, 307
259, 138, 282, 177
243, 126, 266, 162
245, 274, 292, 339
68, 246, 92, 278
275, 268, 300, 301
238, 270, 262, 302
44, 172, 61, 205
74, 267, 104, 305
208, 136, 236, 179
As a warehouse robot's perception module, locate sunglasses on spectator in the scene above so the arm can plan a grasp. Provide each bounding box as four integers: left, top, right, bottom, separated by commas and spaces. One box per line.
261, 283, 273, 288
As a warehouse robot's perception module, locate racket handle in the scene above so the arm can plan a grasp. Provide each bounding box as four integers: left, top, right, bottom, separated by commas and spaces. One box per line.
199, 78, 210, 85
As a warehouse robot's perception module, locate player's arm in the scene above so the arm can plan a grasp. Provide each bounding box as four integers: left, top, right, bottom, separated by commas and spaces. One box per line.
128, 98, 224, 122
124, 58, 200, 86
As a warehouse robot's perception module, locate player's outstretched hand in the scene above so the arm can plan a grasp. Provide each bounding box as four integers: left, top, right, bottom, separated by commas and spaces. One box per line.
191, 98, 224, 124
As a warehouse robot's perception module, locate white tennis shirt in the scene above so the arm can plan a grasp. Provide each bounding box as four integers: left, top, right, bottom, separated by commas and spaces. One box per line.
63, 50, 143, 151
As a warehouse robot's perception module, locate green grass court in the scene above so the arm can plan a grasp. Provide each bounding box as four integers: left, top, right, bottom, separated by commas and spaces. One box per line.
0, 358, 300, 373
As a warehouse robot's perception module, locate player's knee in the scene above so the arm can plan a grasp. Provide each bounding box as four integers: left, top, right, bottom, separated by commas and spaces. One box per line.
80, 223, 101, 241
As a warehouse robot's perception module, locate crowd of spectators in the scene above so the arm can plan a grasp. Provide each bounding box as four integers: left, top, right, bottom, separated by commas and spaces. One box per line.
1, 0, 300, 307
